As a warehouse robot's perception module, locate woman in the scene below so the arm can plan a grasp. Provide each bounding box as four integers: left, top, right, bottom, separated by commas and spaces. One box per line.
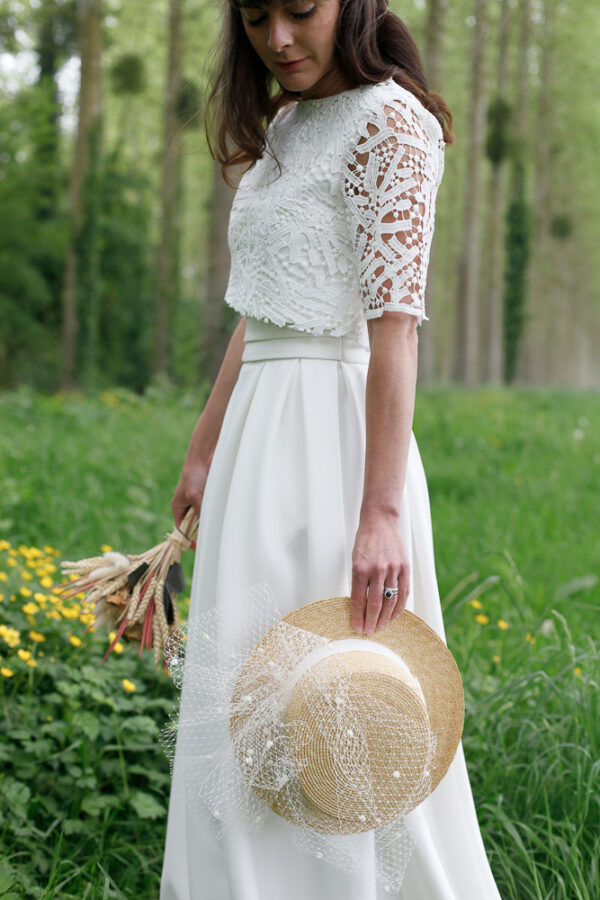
161, 0, 503, 897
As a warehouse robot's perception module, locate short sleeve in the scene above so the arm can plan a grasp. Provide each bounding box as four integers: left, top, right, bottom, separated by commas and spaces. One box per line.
341, 94, 441, 326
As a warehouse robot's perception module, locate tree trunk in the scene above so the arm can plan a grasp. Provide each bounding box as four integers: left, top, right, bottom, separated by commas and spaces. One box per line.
453, 0, 488, 385
519, 0, 557, 384
201, 159, 236, 383
419, 0, 448, 384
481, 0, 511, 383
60, 0, 103, 391
154, 0, 183, 376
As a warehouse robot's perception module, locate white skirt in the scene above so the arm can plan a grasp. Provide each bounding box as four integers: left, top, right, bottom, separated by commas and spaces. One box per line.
160, 317, 502, 900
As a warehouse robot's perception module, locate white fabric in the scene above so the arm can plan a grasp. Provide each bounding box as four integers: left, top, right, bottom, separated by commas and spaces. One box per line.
160, 318, 503, 899
283, 637, 427, 708
223, 78, 445, 340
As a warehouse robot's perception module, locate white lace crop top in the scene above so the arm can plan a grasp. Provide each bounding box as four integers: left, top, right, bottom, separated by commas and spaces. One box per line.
223, 77, 446, 344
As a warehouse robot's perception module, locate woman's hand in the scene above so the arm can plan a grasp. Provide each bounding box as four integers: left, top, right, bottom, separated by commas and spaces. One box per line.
171, 457, 212, 547
170, 316, 248, 543
350, 508, 410, 634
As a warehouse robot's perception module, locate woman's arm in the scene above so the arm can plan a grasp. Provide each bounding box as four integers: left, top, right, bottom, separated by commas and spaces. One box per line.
171, 316, 247, 528
350, 310, 418, 634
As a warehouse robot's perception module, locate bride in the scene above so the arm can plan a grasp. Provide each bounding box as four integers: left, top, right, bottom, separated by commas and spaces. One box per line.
160, 1, 503, 897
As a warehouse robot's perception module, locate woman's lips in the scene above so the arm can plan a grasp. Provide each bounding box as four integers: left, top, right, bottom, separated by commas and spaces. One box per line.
276, 58, 307, 71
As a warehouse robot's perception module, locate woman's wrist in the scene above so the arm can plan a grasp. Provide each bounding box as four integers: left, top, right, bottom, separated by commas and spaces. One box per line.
359, 500, 403, 522
185, 415, 219, 468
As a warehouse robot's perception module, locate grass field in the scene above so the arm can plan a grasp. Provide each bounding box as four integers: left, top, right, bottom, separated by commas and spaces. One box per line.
0, 384, 598, 898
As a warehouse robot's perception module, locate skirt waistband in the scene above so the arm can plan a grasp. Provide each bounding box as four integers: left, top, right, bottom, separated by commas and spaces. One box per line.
242, 317, 371, 363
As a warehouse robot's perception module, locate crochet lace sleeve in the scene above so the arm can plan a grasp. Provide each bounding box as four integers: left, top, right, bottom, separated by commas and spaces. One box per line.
342, 95, 440, 326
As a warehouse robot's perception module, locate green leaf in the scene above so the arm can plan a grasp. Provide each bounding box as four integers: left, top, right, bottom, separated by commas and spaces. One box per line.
63, 818, 85, 835
0, 864, 16, 893
121, 715, 158, 737
72, 710, 101, 741
0, 777, 30, 819
81, 793, 119, 817
129, 790, 165, 820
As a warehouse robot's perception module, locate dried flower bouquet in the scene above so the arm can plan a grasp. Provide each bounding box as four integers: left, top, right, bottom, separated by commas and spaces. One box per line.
57, 507, 199, 667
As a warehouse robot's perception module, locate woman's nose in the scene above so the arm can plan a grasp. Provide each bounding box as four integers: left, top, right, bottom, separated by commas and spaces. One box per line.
267, 14, 295, 52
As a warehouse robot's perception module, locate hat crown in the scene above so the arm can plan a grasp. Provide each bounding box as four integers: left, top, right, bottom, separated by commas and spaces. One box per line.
282, 636, 427, 709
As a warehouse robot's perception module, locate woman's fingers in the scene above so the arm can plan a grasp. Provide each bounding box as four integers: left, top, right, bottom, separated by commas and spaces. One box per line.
363, 568, 386, 634
374, 565, 402, 632
350, 565, 369, 633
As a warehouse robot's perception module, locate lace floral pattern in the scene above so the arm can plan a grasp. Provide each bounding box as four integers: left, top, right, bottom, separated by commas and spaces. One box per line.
224, 78, 445, 341
342, 97, 443, 326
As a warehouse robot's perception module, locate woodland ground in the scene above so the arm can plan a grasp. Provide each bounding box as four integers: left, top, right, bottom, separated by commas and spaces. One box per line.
0, 384, 597, 899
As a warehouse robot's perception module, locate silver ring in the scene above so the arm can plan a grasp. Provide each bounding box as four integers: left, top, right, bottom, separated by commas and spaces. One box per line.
383, 587, 399, 600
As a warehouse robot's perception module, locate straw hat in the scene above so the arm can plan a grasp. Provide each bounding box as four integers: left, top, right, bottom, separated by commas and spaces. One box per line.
160, 583, 465, 893
229, 594, 464, 835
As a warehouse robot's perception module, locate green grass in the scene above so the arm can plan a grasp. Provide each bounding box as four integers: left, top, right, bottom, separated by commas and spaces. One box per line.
0, 384, 598, 898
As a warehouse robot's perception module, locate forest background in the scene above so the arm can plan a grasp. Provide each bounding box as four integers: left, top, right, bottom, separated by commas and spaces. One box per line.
1, 1, 599, 897
1, 0, 599, 392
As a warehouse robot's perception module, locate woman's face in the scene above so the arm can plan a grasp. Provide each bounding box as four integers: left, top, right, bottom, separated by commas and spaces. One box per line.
238, 0, 347, 99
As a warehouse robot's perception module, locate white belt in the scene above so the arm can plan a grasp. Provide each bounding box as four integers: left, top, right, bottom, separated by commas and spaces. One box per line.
242, 318, 370, 364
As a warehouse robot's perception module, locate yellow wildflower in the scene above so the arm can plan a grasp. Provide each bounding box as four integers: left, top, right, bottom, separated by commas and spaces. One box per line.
101, 544, 114, 553
8, 549, 18, 557
43, 545, 57, 555
497, 619, 509, 631
26, 559, 38, 569
474, 614, 489, 625
69, 635, 82, 647
526, 633, 536, 644
112, 642, 124, 654
29, 631, 45, 643
470, 599, 483, 610
7, 557, 17, 567
61, 606, 80, 620
26, 658, 37, 667
21, 570, 33, 581
34, 593, 47, 603
40, 576, 53, 588
574, 666, 582, 676
17, 649, 32, 661
46, 610, 61, 620
492, 655, 501, 664
122, 678, 136, 692
0, 571, 7, 581
22, 602, 39, 615
0, 539, 11, 551
0, 625, 21, 647
1, 667, 14, 678
19, 587, 33, 598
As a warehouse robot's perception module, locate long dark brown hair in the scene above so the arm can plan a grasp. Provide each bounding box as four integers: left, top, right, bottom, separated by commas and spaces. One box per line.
202, 0, 455, 187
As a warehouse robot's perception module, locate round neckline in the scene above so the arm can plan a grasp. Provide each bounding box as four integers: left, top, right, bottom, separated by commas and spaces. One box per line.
291, 77, 393, 108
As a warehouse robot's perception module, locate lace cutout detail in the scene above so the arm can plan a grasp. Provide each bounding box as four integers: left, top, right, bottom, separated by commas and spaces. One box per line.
223, 79, 444, 340
342, 100, 440, 326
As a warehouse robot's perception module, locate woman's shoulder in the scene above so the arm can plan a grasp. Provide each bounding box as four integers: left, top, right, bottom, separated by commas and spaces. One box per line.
349, 77, 445, 150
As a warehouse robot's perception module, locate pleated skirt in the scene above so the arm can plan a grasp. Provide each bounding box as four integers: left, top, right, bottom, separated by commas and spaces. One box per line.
159, 316, 502, 900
